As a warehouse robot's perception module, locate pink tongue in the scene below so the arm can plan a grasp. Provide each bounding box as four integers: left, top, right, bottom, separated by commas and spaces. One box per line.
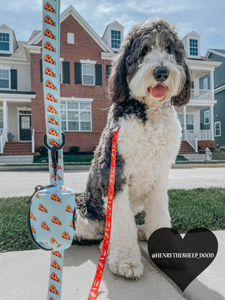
149, 85, 166, 98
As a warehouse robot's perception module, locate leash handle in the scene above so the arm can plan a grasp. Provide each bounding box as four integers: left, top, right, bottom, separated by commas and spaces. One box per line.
87, 127, 120, 300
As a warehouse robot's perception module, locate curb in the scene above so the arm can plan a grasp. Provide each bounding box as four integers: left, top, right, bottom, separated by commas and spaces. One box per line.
0, 165, 91, 171
1, 163, 225, 171
172, 163, 225, 168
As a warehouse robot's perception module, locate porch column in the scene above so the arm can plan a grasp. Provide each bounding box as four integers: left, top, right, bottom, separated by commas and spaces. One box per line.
210, 70, 214, 100
210, 105, 214, 140
183, 105, 187, 140
3, 100, 7, 129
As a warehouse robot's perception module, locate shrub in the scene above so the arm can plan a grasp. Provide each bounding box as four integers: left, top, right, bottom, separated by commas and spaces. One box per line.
219, 146, 225, 152
36, 145, 48, 155
198, 145, 201, 151
208, 147, 215, 152
69, 146, 80, 154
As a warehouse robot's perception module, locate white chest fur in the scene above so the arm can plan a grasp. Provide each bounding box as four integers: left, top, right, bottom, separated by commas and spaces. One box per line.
117, 102, 181, 193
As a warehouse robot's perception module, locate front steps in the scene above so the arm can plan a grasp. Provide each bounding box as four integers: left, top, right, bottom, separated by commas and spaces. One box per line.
179, 141, 198, 154
0, 142, 32, 156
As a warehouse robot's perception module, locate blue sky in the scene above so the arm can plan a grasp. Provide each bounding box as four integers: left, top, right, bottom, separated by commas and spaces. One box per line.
0, 0, 225, 55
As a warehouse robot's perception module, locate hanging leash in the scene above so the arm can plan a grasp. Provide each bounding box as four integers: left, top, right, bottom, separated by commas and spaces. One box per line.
27, 0, 122, 299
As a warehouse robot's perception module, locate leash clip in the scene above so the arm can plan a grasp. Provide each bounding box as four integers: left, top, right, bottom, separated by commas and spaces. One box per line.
44, 132, 65, 180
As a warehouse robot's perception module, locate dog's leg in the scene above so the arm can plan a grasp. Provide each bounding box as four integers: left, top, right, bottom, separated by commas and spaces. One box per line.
108, 185, 144, 280
144, 175, 171, 241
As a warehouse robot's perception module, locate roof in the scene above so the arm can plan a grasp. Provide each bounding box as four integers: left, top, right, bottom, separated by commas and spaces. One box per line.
210, 49, 225, 55
0, 41, 27, 59
188, 56, 217, 62
27, 5, 113, 53
27, 30, 41, 43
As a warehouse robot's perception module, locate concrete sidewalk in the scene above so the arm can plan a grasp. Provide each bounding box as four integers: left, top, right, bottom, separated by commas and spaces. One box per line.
0, 231, 225, 300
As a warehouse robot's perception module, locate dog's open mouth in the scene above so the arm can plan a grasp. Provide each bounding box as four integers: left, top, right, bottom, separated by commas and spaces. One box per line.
148, 84, 167, 99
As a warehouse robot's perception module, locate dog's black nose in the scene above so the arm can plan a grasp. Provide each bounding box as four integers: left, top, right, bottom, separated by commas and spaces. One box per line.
153, 66, 169, 82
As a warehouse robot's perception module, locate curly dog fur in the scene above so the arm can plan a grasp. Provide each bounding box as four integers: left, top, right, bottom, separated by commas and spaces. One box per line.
74, 17, 191, 280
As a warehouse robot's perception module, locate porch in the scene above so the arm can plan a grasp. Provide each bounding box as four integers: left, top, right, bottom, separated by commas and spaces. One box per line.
0, 92, 36, 154
176, 62, 217, 152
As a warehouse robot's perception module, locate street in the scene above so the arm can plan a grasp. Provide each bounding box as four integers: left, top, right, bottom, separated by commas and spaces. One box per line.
1, 168, 225, 198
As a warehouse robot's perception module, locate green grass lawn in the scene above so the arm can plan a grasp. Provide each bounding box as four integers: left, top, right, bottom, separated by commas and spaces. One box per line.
212, 151, 225, 160
33, 154, 93, 164
1, 187, 225, 253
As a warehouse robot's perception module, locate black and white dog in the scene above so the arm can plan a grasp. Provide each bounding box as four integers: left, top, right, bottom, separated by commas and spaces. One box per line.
74, 17, 191, 280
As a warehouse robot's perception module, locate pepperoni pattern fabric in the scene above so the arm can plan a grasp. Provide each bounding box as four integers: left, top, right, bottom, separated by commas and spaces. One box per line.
43, 0, 63, 186
29, 185, 75, 300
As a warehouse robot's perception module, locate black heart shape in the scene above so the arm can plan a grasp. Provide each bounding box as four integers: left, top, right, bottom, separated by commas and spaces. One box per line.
148, 228, 218, 291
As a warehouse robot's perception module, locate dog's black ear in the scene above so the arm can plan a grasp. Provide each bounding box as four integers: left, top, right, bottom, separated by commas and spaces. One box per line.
171, 60, 191, 107
108, 44, 130, 103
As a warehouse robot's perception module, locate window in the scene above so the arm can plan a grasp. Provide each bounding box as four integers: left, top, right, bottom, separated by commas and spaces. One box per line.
178, 114, 183, 128
67, 32, 74, 44
203, 78, 208, 90
111, 30, 121, 49
0, 33, 9, 51
215, 121, 221, 137
190, 39, 198, 56
60, 101, 92, 131
0, 69, 10, 89
191, 81, 194, 89
82, 64, 94, 85
186, 115, 194, 131
204, 110, 209, 125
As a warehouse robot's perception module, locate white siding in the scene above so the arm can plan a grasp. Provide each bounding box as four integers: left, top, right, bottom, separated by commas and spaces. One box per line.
0, 61, 31, 92
17, 63, 31, 91
7, 103, 31, 141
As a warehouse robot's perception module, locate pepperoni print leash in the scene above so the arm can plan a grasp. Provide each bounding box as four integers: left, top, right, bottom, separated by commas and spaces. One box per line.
28, 0, 75, 299
27, 0, 122, 299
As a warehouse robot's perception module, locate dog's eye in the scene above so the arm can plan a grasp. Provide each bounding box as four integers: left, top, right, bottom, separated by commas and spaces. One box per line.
141, 47, 148, 56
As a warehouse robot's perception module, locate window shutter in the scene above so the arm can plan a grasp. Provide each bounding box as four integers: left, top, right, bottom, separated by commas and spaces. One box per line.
95, 64, 102, 85
63, 61, 70, 84
106, 65, 111, 81
10, 69, 17, 90
74, 62, 82, 84
40, 59, 43, 82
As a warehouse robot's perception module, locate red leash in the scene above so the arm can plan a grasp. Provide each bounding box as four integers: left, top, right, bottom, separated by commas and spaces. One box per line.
87, 127, 120, 300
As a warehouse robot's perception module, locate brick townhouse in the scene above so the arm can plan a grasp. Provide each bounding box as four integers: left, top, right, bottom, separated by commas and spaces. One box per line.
29, 5, 123, 152
0, 5, 221, 161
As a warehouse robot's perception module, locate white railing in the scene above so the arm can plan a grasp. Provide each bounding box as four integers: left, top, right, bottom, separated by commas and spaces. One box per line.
183, 129, 198, 152
190, 89, 211, 100
0, 127, 8, 153
189, 130, 211, 140
32, 129, 35, 153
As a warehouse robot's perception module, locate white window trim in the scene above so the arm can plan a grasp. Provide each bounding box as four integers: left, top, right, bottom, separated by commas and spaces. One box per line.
0, 68, 11, 90
82, 64, 95, 86
189, 38, 198, 56
16, 107, 32, 141
60, 100, 92, 132
67, 32, 75, 44
187, 37, 201, 59
203, 78, 208, 90
110, 29, 122, 51
0, 31, 12, 54
215, 121, 221, 137
80, 59, 97, 65
204, 110, 209, 125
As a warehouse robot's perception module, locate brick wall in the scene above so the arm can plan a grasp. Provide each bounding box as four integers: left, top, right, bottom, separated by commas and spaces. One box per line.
31, 15, 112, 152
198, 140, 216, 150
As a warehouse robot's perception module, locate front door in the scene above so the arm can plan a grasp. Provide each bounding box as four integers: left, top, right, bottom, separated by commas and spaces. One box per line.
20, 115, 31, 140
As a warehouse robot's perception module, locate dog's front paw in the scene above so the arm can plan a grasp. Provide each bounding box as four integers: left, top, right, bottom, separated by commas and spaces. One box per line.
109, 259, 143, 280
137, 224, 146, 241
